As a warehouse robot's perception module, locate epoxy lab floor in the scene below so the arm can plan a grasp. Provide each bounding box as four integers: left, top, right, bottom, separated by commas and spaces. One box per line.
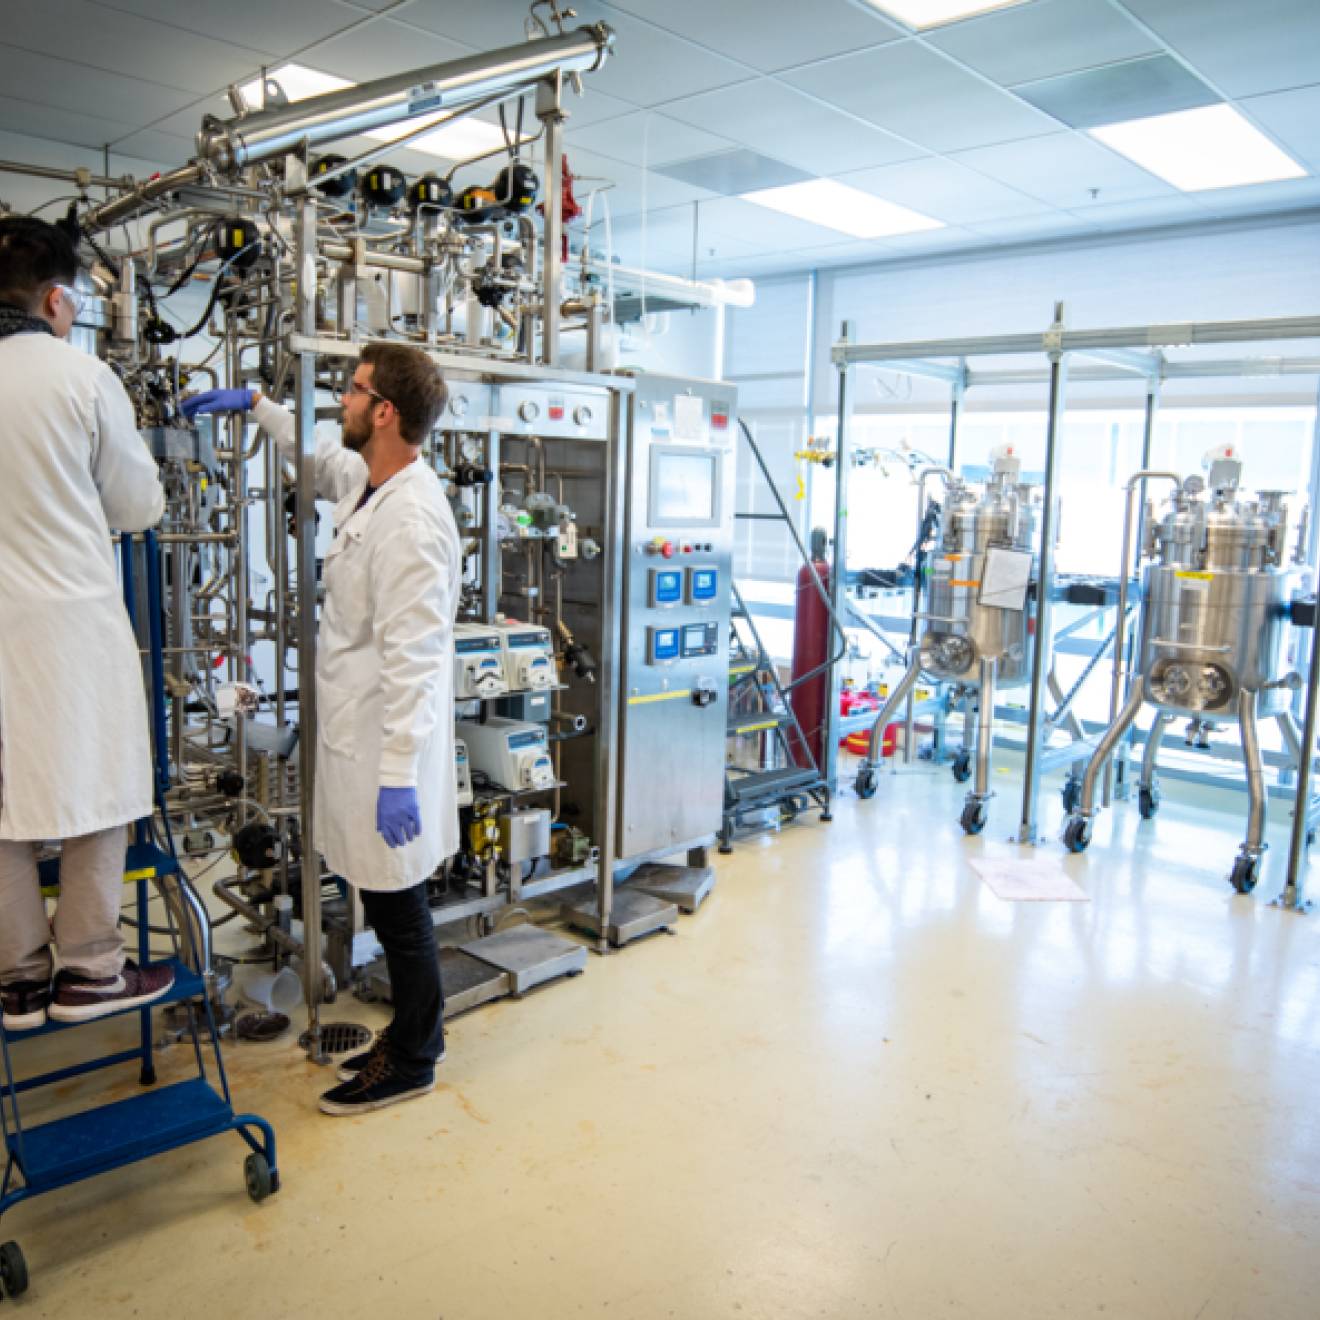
7, 759, 1320, 1319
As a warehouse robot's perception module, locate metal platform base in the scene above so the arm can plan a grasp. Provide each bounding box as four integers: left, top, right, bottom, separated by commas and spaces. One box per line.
563, 888, 678, 947
369, 947, 512, 1017
626, 862, 715, 915
459, 924, 586, 996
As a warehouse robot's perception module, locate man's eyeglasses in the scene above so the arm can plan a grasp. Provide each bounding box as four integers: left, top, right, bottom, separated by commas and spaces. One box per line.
335, 378, 392, 408
55, 284, 85, 319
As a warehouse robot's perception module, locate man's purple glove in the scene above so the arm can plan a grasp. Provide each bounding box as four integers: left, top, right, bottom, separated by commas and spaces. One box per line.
376, 786, 421, 849
181, 387, 255, 420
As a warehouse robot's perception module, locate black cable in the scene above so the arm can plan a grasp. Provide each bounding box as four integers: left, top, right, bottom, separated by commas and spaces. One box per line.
180, 241, 261, 338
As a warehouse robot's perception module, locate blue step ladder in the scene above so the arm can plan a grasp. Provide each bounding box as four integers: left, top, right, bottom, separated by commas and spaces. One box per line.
0, 531, 279, 1300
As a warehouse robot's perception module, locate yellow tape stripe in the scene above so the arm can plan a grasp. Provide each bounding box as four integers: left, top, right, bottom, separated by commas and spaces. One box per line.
729, 664, 756, 676
628, 689, 692, 706
949, 579, 981, 588
1175, 570, 1214, 581
124, 867, 159, 882
731, 720, 779, 734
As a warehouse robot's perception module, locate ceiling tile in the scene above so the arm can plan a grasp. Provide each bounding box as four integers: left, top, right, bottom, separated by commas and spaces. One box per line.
557, 88, 638, 132
836, 156, 1052, 223
0, 44, 195, 126
400, 0, 751, 108
687, 195, 874, 251
1012, 54, 1218, 129
1119, 0, 1320, 99
953, 132, 1178, 208
1192, 176, 1320, 219
566, 112, 737, 168
663, 81, 925, 176
89, 0, 368, 59
1240, 84, 1320, 173
597, 0, 903, 73
964, 212, 1097, 243
6, 0, 268, 94
107, 128, 196, 167
1064, 194, 1212, 230
926, 0, 1159, 86
656, 150, 811, 195
386, 0, 565, 52
150, 93, 234, 141
301, 18, 472, 83
525, 145, 719, 219
0, 95, 139, 154
782, 40, 1058, 153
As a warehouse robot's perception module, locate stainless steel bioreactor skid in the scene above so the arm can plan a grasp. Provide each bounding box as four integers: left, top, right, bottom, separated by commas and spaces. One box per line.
0, 4, 749, 1054
1062, 451, 1312, 893
854, 447, 1054, 835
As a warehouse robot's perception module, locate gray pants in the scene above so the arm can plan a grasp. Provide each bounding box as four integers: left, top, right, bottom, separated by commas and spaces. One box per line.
0, 827, 127, 984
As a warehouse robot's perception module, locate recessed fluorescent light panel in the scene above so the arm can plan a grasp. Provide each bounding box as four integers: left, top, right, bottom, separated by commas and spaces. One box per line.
1090, 103, 1307, 192
239, 64, 527, 163
741, 179, 944, 238
862, 0, 1030, 30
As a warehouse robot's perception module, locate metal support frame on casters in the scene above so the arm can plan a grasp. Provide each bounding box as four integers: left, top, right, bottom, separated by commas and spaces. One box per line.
831, 310, 1320, 886
1017, 303, 1069, 844
824, 321, 855, 794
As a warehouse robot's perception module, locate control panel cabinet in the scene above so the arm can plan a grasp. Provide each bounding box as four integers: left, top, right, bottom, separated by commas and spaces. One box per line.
617, 374, 736, 858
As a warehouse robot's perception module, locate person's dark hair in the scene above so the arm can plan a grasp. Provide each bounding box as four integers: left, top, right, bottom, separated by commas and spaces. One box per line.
0, 217, 78, 313
360, 342, 447, 445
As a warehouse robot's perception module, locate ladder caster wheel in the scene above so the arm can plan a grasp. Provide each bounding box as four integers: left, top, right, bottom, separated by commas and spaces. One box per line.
1138, 785, 1160, 819
959, 800, 988, 835
244, 1152, 276, 1203
1062, 816, 1092, 854
855, 765, 878, 800
1229, 854, 1260, 895
951, 752, 972, 784
1060, 778, 1081, 813
0, 1241, 29, 1297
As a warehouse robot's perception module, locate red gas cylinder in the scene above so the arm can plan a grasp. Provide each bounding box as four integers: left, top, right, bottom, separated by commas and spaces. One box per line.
789, 556, 831, 769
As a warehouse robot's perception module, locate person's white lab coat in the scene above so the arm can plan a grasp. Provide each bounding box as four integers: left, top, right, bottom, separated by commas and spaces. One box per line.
0, 332, 165, 840
254, 398, 460, 890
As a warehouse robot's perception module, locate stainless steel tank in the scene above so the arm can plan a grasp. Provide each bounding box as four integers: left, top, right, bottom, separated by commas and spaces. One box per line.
920, 467, 1040, 688
1063, 452, 1311, 895
856, 449, 1046, 834
1139, 485, 1302, 720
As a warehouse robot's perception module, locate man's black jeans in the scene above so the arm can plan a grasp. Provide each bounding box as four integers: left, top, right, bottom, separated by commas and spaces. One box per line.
359, 881, 445, 1082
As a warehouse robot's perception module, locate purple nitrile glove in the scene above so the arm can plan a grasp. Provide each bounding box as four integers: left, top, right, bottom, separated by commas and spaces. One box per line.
376, 786, 421, 849
180, 387, 255, 420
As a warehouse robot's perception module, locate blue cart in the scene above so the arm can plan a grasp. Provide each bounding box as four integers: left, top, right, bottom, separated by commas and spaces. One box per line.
0, 532, 279, 1300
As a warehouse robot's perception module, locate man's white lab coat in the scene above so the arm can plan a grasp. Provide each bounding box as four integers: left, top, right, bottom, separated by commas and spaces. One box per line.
0, 332, 164, 840
254, 397, 460, 890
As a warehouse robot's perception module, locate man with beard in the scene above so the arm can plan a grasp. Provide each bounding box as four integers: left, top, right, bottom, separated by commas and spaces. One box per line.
183, 343, 460, 1115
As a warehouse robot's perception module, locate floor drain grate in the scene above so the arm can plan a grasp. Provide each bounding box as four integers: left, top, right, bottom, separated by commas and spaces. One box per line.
302, 1021, 373, 1055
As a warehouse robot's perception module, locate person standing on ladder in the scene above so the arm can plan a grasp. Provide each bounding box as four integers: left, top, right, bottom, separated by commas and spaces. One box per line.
183, 343, 460, 1116
0, 217, 174, 1030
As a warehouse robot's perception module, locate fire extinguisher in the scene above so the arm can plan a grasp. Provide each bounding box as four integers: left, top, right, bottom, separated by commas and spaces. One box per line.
789, 529, 832, 770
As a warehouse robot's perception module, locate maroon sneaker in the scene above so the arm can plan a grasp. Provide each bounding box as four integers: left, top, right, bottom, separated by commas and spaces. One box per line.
48, 961, 175, 1024
1, 980, 52, 1031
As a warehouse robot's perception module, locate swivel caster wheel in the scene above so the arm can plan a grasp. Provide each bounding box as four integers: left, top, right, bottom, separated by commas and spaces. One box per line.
1228, 854, 1260, 895
855, 764, 879, 800
959, 799, 989, 836
1060, 777, 1082, 813
951, 751, 972, 784
1137, 785, 1160, 820
0, 1241, 29, 1297
244, 1152, 277, 1203
1062, 816, 1092, 854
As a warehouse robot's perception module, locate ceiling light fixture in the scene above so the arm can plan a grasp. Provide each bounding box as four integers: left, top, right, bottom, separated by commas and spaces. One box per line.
1090, 103, 1307, 192
741, 179, 944, 238
861, 0, 1031, 30
238, 64, 529, 164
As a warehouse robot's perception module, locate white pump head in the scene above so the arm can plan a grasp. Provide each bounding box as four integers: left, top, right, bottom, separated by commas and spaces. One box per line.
990, 444, 1022, 482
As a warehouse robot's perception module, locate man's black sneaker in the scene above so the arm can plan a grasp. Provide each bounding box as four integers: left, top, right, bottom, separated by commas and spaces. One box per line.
319, 1054, 435, 1116
336, 1031, 445, 1083
1, 979, 52, 1031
